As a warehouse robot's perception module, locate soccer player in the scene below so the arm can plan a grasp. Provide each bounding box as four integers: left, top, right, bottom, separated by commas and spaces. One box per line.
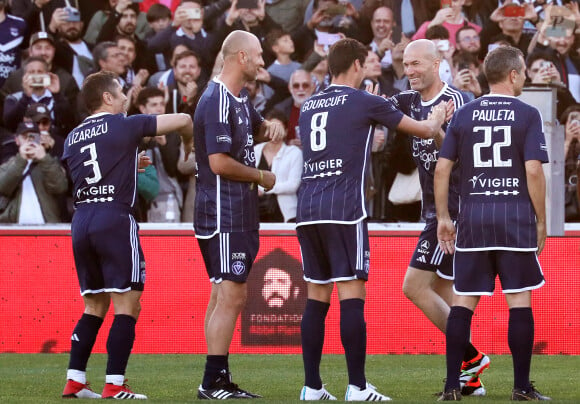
391, 39, 489, 396
61, 71, 193, 399
194, 30, 285, 400
296, 38, 446, 402
435, 46, 550, 401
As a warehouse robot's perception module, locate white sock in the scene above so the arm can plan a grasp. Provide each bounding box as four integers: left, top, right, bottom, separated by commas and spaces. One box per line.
67, 369, 86, 384
106, 375, 125, 386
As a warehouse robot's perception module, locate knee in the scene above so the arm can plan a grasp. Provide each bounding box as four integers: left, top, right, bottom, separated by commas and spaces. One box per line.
219, 286, 247, 312
402, 277, 421, 302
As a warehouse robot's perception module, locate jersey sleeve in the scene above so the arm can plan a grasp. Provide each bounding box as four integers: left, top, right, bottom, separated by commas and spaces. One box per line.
367, 93, 404, 131
245, 90, 264, 137
202, 93, 234, 156
523, 107, 549, 163
125, 114, 157, 141
440, 112, 460, 162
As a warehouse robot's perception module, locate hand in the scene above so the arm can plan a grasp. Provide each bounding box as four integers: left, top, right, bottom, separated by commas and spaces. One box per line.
22, 74, 34, 97
263, 119, 285, 142
22, 141, 47, 161
173, 6, 191, 27
431, 8, 454, 26
372, 127, 385, 152
158, 82, 170, 105
34, 0, 51, 8
444, 99, 455, 122
377, 31, 394, 55
39, 131, 55, 150
523, 2, 538, 21
137, 151, 151, 173
288, 138, 302, 147
115, 0, 132, 14
565, 1, 580, 25
155, 135, 167, 146
344, 2, 359, 19
183, 81, 198, 104
47, 72, 60, 95
428, 102, 447, 129
183, 138, 194, 161
259, 169, 276, 191
565, 117, 580, 141
313, 40, 328, 57
49, 8, 68, 32
437, 218, 456, 255
307, 8, 327, 30
133, 69, 149, 87
248, 0, 266, 21
256, 67, 271, 83
225, 0, 242, 25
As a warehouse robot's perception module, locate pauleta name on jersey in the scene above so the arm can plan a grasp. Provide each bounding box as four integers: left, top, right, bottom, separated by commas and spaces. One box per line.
301, 94, 348, 112
472, 109, 515, 121
68, 122, 109, 146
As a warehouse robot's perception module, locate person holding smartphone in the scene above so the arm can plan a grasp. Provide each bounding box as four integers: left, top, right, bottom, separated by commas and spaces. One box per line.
0, 121, 68, 224
412, 0, 482, 47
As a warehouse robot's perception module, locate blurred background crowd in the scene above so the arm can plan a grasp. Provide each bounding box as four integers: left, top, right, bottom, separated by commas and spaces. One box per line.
0, 0, 578, 225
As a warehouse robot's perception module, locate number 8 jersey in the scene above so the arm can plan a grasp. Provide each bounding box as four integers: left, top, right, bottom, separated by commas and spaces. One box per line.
296, 85, 404, 225
62, 113, 157, 208
440, 95, 549, 250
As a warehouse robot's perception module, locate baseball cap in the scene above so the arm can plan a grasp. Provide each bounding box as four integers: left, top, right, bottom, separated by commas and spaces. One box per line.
29, 31, 55, 48
25, 103, 51, 123
16, 121, 40, 135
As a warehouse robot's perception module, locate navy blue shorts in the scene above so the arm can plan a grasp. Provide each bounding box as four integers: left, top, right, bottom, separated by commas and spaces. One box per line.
409, 219, 453, 279
71, 206, 145, 296
297, 221, 370, 284
197, 231, 259, 283
453, 250, 545, 296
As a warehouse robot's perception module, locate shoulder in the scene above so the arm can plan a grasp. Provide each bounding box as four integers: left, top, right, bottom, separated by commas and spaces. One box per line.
6, 14, 26, 26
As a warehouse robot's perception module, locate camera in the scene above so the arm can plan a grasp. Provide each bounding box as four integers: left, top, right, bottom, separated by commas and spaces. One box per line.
26, 133, 41, 144
324, 4, 347, 17
540, 61, 552, 69
237, 0, 259, 9
64, 7, 81, 22
184, 8, 202, 20
29, 74, 51, 88
457, 62, 470, 72
502, 4, 525, 18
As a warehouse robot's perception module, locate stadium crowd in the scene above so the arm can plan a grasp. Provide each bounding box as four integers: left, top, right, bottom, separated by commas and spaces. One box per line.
0, 0, 579, 225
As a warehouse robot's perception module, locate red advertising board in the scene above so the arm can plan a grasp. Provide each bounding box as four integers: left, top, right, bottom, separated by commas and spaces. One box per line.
1, 229, 578, 355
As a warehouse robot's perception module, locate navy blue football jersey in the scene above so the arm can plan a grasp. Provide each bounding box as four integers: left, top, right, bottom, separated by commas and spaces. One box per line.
194, 78, 264, 238
62, 113, 157, 208
0, 14, 26, 87
390, 83, 468, 220
296, 85, 404, 225
440, 95, 549, 251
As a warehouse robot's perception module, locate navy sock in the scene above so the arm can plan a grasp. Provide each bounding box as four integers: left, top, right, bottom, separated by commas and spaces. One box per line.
202, 355, 228, 389
444, 306, 473, 391
463, 343, 479, 362
105, 314, 136, 376
301, 299, 330, 390
340, 298, 366, 389
68, 313, 103, 371
508, 307, 534, 390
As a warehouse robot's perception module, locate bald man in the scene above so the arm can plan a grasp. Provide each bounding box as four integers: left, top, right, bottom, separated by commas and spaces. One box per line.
193, 30, 285, 400
389, 39, 490, 396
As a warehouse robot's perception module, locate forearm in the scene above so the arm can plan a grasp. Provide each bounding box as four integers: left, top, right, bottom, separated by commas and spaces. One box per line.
434, 158, 453, 221
209, 153, 260, 183
526, 162, 546, 224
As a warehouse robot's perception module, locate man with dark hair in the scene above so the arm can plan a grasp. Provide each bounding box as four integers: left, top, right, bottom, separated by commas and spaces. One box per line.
194, 30, 284, 400
162, 49, 206, 114
435, 46, 550, 401
61, 70, 192, 399
92, 41, 127, 88
296, 37, 446, 401
455, 26, 481, 59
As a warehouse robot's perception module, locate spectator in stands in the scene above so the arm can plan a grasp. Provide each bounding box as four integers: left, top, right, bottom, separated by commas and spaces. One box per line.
148, 0, 227, 79
160, 49, 206, 114
367, 6, 396, 69
451, 50, 481, 99
3, 56, 73, 134
562, 105, 580, 222
0, 121, 68, 223
361, 48, 389, 96
412, 0, 481, 47
266, 0, 311, 33
424, 25, 454, 84
145, 3, 172, 71
381, 33, 410, 95
0, 0, 27, 88
2, 32, 79, 115
24, 102, 63, 159
461, 0, 497, 28
455, 25, 481, 60
11, 0, 65, 36
266, 29, 301, 83
383, 0, 438, 38
136, 87, 184, 223
177, 140, 196, 223
48, 7, 95, 89
484, 2, 537, 59
84, 0, 150, 46
97, 1, 154, 73
92, 41, 127, 87
254, 109, 302, 223
273, 69, 315, 146
115, 35, 149, 90
525, 50, 577, 119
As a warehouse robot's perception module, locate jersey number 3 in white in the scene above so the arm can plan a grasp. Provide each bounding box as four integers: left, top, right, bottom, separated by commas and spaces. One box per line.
473, 126, 512, 168
80, 143, 102, 184
310, 112, 328, 151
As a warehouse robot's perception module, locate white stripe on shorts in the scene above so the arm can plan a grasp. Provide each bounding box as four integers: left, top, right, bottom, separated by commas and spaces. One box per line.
356, 221, 363, 270
129, 215, 139, 283
220, 233, 230, 274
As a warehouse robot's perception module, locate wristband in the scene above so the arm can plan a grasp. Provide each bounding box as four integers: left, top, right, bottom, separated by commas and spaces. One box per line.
258, 169, 264, 185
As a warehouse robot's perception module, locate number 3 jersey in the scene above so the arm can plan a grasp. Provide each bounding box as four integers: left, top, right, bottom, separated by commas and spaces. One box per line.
62, 113, 157, 208
296, 85, 404, 225
440, 95, 549, 250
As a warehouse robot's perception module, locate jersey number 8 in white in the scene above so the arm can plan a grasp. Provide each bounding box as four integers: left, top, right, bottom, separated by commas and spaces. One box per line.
310, 112, 328, 151
473, 126, 512, 168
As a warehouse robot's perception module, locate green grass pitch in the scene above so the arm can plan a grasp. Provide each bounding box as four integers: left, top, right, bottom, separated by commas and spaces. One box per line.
1, 354, 578, 403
